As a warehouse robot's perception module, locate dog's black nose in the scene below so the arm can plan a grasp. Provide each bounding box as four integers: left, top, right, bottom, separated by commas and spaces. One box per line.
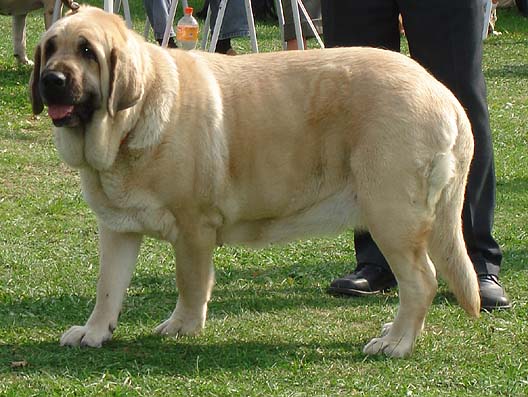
41, 71, 67, 89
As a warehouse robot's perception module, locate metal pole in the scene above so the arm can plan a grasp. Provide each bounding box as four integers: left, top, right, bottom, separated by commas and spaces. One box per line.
162, 0, 179, 47
244, 0, 259, 52
104, 0, 113, 14
201, 6, 212, 50
297, 0, 323, 48
209, 0, 228, 52
274, 0, 286, 50
52, 0, 62, 24
290, 0, 303, 50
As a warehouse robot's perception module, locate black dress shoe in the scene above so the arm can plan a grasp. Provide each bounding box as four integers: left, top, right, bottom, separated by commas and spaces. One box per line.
327, 263, 397, 296
479, 274, 511, 311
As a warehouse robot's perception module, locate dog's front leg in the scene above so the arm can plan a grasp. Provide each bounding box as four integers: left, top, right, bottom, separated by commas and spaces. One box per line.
155, 227, 216, 337
12, 15, 31, 65
60, 224, 142, 347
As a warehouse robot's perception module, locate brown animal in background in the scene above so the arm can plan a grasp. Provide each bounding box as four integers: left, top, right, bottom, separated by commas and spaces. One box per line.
0, 0, 78, 64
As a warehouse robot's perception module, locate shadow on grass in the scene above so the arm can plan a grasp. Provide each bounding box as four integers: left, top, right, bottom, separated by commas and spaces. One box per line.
4, 241, 516, 333
502, 248, 528, 273
485, 64, 528, 79
0, 65, 32, 88
0, 123, 41, 142
497, 176, 528, 194
0, 260, 503, 375
0, 291, 473, 377
3, 239, 523, 377
0, 267, 471, 337
1, 337, 367, 377
494, 8, 528, 33
0, 280, 400, 330
0, 262, 375, 374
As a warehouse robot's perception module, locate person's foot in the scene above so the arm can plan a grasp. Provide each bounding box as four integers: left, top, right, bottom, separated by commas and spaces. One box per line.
327, 263, 397, 296
479, 274, 511, 311
156, 37, 178, 48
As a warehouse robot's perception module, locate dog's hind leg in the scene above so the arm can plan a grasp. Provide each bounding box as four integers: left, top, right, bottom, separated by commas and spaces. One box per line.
361, 209, 438, 358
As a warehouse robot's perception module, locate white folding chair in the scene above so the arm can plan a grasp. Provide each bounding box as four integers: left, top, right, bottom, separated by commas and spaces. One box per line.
273, 0, 323, 50
113, 0, 133, 29
52, 0, 132, 28
287, 0, 324, 50
482, 0, 493, 40
143, 0, 190, 48
201, 0, 258, 52
202, 0, 323, 53
147, 0, 323, 52
161, 0, 189, 47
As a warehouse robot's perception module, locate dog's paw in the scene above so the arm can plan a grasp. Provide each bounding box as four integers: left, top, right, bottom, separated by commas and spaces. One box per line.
14, 55, 33, 66
380, 322, 393, 337
154, 313, 204, 337
363, 335, 414, 358
60, 325, 113, 348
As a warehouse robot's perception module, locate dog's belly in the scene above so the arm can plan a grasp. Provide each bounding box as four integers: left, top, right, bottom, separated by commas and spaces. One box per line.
218, 186, 360, 247
0, 0, 42, 15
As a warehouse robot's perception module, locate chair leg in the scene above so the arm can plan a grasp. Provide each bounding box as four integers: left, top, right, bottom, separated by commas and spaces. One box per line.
122, 0, 132, 28
274, 0, 286, 50
162, 0, 179, 47
200, 6, 212, 50
296, 0, 323, 48
208, 0, 228, 52
244, 0, 259, 52
52, 0, 62, 24
290, 0, 304, 49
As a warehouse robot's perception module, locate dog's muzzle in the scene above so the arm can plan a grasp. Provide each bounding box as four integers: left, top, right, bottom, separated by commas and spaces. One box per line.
39, 70, 75, 123
39, 70, 97, 127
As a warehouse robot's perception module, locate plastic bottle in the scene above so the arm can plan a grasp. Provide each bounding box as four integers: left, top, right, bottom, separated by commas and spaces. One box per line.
176, 7, 199, 50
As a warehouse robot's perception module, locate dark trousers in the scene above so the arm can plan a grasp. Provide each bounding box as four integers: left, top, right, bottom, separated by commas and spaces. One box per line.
322, 0, 502, 276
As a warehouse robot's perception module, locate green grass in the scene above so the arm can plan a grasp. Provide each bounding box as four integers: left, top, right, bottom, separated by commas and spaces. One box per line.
1, 2, 527, 396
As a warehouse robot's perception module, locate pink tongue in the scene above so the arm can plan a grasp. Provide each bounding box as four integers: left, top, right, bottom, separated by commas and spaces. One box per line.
48, 104, 74, 120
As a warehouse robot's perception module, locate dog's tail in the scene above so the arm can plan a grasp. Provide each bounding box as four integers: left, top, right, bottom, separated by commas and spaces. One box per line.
427, 111, 480, 318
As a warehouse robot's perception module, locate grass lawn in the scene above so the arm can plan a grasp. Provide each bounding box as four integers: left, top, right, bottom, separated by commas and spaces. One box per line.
0, 1, 527, 396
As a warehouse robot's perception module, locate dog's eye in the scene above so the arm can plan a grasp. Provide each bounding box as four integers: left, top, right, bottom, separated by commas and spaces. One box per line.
80, 45, 96, 61
45, 40, 56, 59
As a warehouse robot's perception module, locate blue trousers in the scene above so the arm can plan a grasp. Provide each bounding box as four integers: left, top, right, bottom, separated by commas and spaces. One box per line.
209, 0, 249, 40
143, 0, 175, 40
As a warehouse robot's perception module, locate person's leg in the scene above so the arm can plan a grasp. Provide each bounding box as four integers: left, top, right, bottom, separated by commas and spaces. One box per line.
323, 0, 401, 295
209, 0, 249, 54
282, 0, 323, 49
144, 0, 176, 43
321, 0, 400, 50
401, 0, 509, 309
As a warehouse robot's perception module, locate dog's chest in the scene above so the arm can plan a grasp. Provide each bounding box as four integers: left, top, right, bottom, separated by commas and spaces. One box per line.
80, 169, 179, 244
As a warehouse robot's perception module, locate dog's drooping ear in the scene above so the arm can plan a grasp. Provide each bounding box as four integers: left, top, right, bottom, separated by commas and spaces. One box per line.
107, 47, 143, 118
29, 44, 44, 115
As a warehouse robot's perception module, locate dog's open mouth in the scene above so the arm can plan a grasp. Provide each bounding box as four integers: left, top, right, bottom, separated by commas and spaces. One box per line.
48, 104, 75, 126
46, 100, 97, 128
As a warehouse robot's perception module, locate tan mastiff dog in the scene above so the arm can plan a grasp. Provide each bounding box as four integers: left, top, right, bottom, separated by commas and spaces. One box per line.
30, 6, 480, 358
0, 0, 78, 64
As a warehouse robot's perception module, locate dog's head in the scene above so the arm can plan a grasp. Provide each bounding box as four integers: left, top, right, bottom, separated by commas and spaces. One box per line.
29, 6, 144, 169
